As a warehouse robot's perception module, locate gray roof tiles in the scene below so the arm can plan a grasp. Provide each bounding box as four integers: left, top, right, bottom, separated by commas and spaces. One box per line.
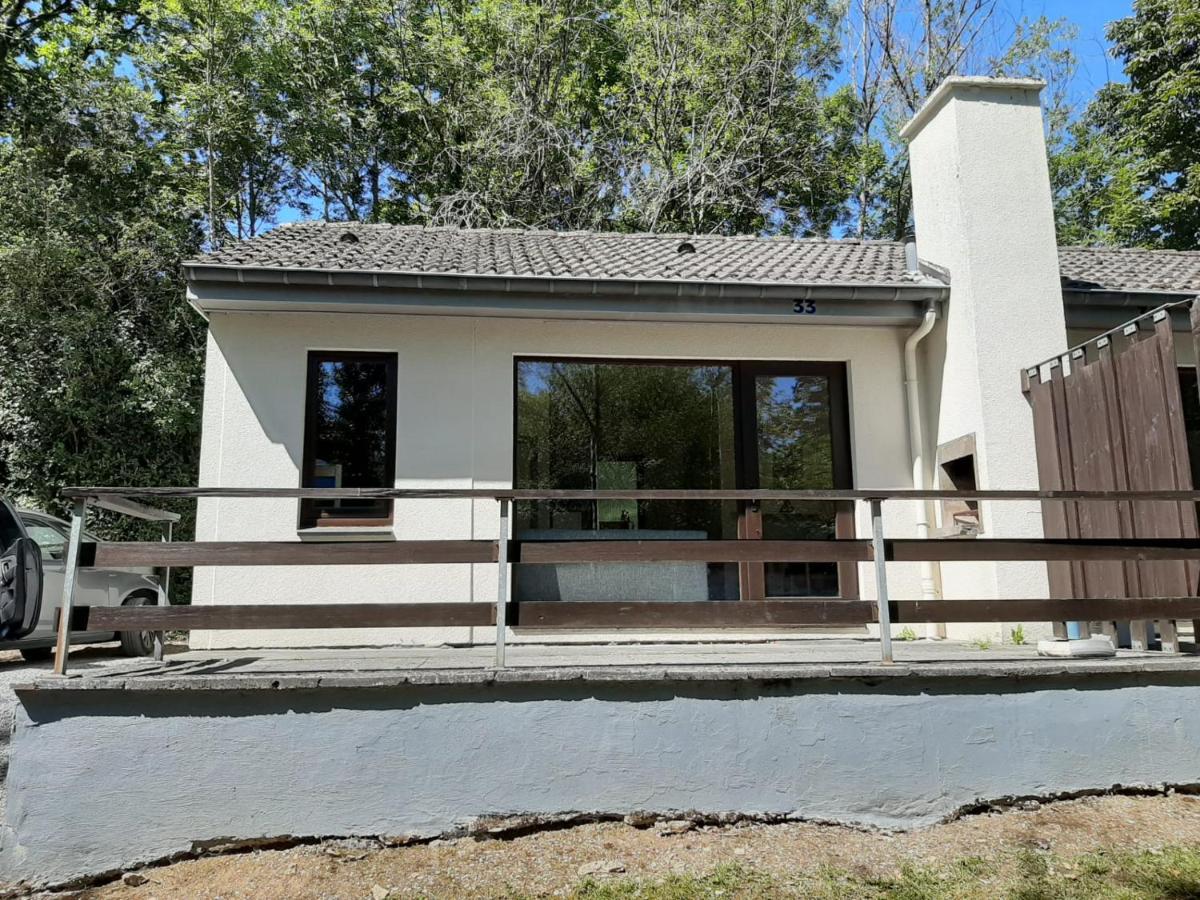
188, 222, 1200, 296
1057, 246, 1200, 295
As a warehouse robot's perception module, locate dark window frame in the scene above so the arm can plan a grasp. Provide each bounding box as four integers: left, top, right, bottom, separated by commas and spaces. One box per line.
511, 356, 857, 601
300, 350, 399, 529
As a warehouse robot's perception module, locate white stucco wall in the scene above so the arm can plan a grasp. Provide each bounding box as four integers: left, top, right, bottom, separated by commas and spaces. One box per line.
192, 309, 934, 649
904, 78, 1067, 642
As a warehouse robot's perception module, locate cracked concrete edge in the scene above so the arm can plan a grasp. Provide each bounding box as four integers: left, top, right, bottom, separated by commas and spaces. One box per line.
12, 655, 1200, 693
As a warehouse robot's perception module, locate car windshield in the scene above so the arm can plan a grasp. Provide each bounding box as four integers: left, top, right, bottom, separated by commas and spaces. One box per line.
19, 518, 67, 561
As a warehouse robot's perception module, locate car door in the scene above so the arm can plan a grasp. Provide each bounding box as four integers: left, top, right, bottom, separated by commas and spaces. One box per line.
19, 516, 112, 639
0, 500, 41, 639
18, 517, 65, 640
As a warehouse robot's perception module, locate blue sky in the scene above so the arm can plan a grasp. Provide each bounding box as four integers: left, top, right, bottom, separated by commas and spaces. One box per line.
1032, 0, 1131, 103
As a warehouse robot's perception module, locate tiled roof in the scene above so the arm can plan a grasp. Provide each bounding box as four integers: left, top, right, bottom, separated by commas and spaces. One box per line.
189, 223, 932, 288
188, 222, 1200, 296
1058, 246, 1200, 295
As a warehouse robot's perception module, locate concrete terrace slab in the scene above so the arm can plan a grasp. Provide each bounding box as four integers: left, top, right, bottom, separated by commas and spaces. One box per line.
17, 640, 1200, 691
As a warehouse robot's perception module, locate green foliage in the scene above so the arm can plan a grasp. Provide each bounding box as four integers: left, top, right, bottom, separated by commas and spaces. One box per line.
1056, 0, 1200, 249
1098, 0, 1200, 249
898, 626, 917, 641
135, 0, 858, 235
0, 11, 205, 569
1010, 624, 1026, 645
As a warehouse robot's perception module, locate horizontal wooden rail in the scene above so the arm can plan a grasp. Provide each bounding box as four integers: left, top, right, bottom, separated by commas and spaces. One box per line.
887, 538, 1200, 562
90, 540, 497, 567
63, 486, 1200, 502
893, 597, 1200, 623
79, 603, 494, 631
70, 597, 1200, 632
81, 537, 1200, 568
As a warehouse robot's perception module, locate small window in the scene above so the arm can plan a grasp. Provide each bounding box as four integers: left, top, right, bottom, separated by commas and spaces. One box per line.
300, 351, 398, 528
20, 517, 67, 561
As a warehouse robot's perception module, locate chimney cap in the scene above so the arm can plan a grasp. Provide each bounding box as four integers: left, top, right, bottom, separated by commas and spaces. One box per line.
899, 76, 1046, 143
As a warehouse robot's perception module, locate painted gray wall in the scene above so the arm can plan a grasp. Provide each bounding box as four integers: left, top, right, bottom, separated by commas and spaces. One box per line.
5, 674, 1200, 885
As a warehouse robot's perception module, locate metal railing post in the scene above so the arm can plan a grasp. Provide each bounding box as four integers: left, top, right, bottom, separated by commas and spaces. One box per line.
495, 498, 510, 668
153, 520, 172, 662
52, 499, 87, 676
870, 498, 894, 665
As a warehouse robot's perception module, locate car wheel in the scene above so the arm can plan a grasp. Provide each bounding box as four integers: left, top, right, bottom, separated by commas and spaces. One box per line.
119, 593, 158, 657
19, 647, 52, 662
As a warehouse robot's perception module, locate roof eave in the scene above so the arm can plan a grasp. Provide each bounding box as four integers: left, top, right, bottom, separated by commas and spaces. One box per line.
1062, 287, 1200, 307
181, 263, 951, 303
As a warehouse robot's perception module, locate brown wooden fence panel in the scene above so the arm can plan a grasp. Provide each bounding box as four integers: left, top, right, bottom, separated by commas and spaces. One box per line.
1025, 307, 1200, 648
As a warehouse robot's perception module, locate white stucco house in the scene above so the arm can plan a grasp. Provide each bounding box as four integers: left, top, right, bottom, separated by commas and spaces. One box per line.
182, 76, 1200, 650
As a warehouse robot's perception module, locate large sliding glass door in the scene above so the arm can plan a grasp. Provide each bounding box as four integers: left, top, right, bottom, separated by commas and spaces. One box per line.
514, 358, 853, 604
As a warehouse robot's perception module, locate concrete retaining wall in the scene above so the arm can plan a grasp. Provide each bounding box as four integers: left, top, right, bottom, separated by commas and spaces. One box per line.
5, 671, 1200, 885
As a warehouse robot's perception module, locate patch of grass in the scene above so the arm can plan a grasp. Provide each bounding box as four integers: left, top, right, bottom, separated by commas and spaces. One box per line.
562, 847, 1200, 899
1010, 624, 1026, 646
970, 638, 992, 651
898, 627, 918, 642
573, 863, 777, 899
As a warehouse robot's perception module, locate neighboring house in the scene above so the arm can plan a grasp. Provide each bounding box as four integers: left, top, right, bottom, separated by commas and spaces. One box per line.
182, 77, 1200, 650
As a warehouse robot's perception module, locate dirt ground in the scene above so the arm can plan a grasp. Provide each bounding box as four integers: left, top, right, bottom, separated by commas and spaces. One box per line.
64, 793, 1200, 899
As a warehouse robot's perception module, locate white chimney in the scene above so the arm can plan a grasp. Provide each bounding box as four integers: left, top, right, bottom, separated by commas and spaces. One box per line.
901, 77, 1066, 635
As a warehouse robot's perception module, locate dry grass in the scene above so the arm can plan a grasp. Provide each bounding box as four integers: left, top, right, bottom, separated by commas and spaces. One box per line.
79, 793, 1200, 899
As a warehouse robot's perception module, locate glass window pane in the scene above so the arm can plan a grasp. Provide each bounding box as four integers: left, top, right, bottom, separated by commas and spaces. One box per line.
19, 519, 67, 561
515, 360, 738, 601
755, 374, 839, 597
302, 354, 396, 525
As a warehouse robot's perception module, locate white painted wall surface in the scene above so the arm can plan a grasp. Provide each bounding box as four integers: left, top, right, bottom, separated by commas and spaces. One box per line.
192, 310, 931, 649
904, 77, 1068, 641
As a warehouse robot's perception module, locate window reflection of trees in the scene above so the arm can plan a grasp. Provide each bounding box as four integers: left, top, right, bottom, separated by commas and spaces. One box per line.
516, 361, 737, 539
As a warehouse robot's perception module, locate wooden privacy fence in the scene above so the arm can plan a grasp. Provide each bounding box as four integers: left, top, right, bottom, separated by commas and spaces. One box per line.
1024, 303, 1200, 650
49, 486, 1200, 675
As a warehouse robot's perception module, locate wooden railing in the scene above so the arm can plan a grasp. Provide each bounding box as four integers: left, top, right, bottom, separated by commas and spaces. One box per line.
50, 486, 1200, 674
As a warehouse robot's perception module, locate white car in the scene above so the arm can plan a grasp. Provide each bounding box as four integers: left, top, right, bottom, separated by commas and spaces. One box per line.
0, 497, 163, 661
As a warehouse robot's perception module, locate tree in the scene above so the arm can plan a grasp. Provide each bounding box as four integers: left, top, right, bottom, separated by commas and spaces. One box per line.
842, 0, 1076, 239
0, 12, 206, 548
611, 0, 855, 234
140, 0, 290, 246
0, 0, 138, 119
1062, 0, 1200, 249
1051, 105, 1149, 248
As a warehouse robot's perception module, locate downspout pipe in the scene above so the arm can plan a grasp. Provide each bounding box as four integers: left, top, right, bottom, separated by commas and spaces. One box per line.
903, 242, 941, 634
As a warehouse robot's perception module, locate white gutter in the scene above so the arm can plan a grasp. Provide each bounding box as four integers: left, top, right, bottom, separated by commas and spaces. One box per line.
902, 242, 942, 636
